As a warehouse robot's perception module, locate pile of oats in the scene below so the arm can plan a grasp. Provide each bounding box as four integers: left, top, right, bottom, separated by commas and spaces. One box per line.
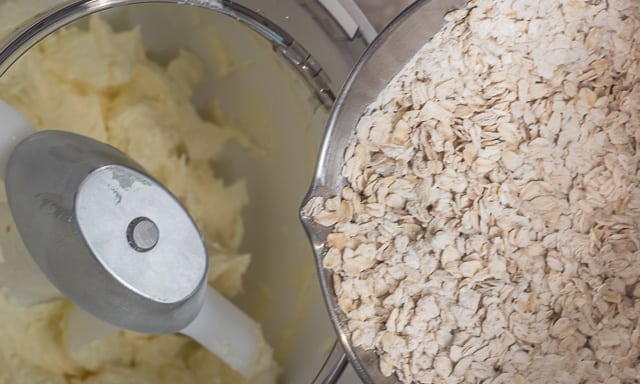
304, 0, 640, 382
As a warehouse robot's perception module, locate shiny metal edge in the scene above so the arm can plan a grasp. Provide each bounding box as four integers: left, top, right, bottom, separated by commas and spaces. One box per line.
0, 0, 335, 106
300, 0, 468, 383
311, 341, 349, 384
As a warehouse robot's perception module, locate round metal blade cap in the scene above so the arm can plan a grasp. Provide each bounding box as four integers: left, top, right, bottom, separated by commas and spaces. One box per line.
75, 165, 207, 305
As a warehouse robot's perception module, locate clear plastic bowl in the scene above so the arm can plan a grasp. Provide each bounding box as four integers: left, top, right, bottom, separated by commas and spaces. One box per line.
0, 0, 364, 382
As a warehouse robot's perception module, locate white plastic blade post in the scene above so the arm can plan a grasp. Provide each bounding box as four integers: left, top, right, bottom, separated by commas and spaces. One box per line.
181, 286, 259, 379
0, 100, 58, 305
64, 286, 260, 379
64, 305, 120, 350
0, 100, 35, 180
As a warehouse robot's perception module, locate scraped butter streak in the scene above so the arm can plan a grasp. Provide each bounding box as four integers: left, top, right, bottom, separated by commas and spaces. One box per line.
178, 0, 224, 9
0, 12, 277, 384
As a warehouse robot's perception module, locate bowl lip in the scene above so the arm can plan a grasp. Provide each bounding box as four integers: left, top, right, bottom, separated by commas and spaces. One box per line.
300, 0, 468, 382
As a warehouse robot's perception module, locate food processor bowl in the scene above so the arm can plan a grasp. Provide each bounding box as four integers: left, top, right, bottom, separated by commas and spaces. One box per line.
0, 0, 362, 382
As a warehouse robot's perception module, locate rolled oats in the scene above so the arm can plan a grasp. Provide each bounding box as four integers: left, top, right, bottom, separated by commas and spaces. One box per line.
306, 0, 640, 382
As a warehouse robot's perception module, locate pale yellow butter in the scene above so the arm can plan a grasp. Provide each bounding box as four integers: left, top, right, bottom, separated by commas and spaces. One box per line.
0, 13, 277, 384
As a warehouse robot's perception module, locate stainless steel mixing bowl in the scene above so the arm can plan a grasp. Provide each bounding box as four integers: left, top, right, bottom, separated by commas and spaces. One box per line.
301, 0, 467, 383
